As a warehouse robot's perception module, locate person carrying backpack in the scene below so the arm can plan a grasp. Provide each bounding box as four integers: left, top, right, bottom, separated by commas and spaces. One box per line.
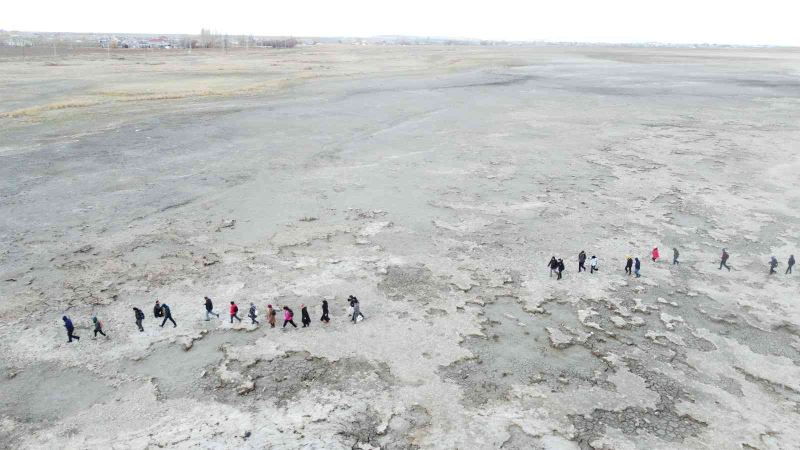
63, 316, 80, 343
578, 251, 587, 272
557, 258, 565, 280
204, 296, 220, 321
672, 248, 680, 265
634, 257, 642, 278
248, 302, 259, 325
283, 306, 297, 328
92, 316, 107, 338
230, 301, 242, 324
133, 307, 145, 332
769, 256, 779, 275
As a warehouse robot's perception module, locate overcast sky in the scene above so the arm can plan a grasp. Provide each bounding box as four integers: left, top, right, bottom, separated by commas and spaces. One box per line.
3, 0, 799, 46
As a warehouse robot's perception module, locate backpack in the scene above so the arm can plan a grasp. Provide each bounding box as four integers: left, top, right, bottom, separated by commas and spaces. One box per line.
233, 304, 239, 314
136, 309, 144, 320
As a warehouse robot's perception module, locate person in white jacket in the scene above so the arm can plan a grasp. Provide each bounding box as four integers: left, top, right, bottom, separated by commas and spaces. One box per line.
590, 256, 599, 274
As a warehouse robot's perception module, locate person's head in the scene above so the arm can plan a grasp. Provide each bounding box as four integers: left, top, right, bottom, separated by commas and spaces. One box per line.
62, 316, 68, 321
92, 316, 98, 322
250, 302, 254, 306
301, 304, 305, 308
230, 301, 235, 305
268, 304, 272, 308
592, 255, 596, 258
204, 296, 210, 301
155, 300, 160, 304
283, 306, 288, 310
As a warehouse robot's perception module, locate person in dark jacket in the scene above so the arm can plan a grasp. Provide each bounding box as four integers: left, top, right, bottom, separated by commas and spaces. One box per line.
556, 258, 565, 280
230, 301, 242, 323
160, 303, 176, 327
672, 248, 680, 265
204, 296, 220, 321
578, 251, 587, 272
92, 316, 107, 338
634, 257, 642, 278
63, 316, 79, 343
320, 299, 330, 323
769, 256, 779, 275
248, 302, 259, 325
787, 255, 795, 274
133, 307, 145, 332
548, 256, 558, 278
154, 300, 164, 318
719, 249, 731, 271
625, 256, 633, 275
301, 304, 311, 327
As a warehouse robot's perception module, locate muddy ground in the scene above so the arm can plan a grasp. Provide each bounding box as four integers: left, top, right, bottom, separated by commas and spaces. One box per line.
1, 45, 799, 449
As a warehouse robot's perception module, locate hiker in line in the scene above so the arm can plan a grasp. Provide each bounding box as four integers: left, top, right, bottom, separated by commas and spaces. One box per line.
590, 255, 599, 274
578, 251, 587, 272
349, 296, 365, 323
63, 316, 80, 343
769, 256, 779, 275
204, 296, 220, 321
133, 307, 145, 332
787, 255, 795, 274
634, 257, 642, 278
160, 303, 177, 328
229, 301, 242, 324
248, 302, 259, 325
557, 258, 565, 280
283, 306, 297, 328
92, 316, 107, 338
719, 249, 731, 271
320, 299, 330, 323
651, 247, 660, 262
548, 256, 558, 278
673, 248, 679, 265
154, 300, 164, 318
267, 304, 277, 328
625, 256, 633, 275
301, 304, 311, 328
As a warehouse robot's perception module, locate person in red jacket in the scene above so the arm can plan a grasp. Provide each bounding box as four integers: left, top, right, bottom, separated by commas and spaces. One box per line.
651, 247, 660, 262
229, 301, 242, 324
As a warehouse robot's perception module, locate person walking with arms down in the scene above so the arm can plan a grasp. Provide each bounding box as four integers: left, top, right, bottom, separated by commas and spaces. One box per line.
349, 295, 365, 323
63, 316, 79, 343
267, 304, 277, 328
578, 251, 587, 273
92, 316, 107, 338
673, 248, 679, 265
787, 255, 795, 275
229, 301, 242, 324
625, 256, 633, 275
160, 303, 177, 328
154, 300, 164, 319
248, 302, 259, 325
590, 255, 599, 274
301, 304, 311, 327
548, 256, 558, 278
557, 258, 565, 280
634, 257, 642, 278
204, 297, 220, 321
719, 249, 731, 271
320, 299, 330, 324
651, 247, 660, 262
133, 307, 145, 332
283, 306, 297, 328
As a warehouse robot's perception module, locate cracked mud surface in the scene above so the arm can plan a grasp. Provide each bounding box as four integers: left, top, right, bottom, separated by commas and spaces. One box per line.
1, 45, 800, 449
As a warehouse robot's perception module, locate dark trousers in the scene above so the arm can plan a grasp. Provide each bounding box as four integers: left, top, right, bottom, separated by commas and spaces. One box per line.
94, 329, 106, 337
230, 313, 241, 323
673, 257, 679, 265
320, 312, 329, 322
590, 266, 597, 274
719, 261, 730, 271
284, 319, 297, 328
136, 319, 143, 332
249, 315, 258, 325
161, 315, 177, 327
578, 262, 585, 272
557, 270, 562, 280
625, 266, 632, 275
67, 330, 79, 342
787, 265, 793, 274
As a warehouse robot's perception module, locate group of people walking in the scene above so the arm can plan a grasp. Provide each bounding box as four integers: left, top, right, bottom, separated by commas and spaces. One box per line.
549, 247, 797, 280
62, 295, 367, 344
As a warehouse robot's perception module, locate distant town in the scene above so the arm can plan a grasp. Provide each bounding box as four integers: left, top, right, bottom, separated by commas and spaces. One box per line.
1, 29, 778, 51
